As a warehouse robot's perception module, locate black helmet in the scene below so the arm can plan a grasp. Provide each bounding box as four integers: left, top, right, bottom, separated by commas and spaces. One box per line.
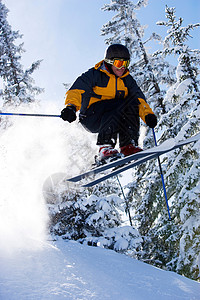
105, 44, 130, 60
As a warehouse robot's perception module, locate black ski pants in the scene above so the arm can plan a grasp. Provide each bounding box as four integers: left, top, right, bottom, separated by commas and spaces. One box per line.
80, 98, 140, 148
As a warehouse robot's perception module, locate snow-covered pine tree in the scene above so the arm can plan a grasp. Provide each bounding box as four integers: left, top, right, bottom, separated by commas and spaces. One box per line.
49, 189, 142, 255
50, 192, 122, 241
101, 0, 175, 110
101, 2, 200, 280
0, 0, 43, 107
48, 171, 142, 255
136, 6, 200, 281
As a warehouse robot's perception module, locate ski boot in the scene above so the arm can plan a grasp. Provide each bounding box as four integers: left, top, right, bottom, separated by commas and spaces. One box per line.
120, 144, 143, 156
94, 145, 122, 167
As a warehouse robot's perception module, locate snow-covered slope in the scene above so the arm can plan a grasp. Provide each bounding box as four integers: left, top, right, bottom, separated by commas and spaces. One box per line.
0, 239, 200, 300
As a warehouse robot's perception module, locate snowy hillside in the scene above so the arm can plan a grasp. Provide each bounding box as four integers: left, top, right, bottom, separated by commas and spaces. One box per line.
0, 239, 200, 300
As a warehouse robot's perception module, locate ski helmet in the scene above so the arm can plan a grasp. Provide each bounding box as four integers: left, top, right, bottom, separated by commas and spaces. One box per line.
104, 44, 130, 60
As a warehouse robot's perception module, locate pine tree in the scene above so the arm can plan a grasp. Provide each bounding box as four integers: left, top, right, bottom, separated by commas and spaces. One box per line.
136, 6, 200, 281
0, 0, 43, 107
101, 0, 175, 111
156, 6, 200, 281
49, 187, 142, 254
101, 2, 200, 280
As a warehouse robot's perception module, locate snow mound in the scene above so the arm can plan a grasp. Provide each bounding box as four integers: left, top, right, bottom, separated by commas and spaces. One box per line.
0, 240, 200, 300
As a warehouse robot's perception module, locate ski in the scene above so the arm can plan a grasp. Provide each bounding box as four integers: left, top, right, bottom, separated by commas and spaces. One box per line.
67, 139, 176, 182
82, 132, 200, 187
83, 152, 160, 187
67, 133, 200, 184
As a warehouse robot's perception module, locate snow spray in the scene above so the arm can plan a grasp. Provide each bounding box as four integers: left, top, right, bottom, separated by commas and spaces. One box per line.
0, 103, 95, 255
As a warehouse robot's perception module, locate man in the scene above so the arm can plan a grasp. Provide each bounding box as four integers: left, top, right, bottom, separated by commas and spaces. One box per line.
61, 44, 157, 160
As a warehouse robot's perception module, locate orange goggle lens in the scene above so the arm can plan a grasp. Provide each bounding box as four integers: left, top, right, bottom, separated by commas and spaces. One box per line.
113, 59, 130, 69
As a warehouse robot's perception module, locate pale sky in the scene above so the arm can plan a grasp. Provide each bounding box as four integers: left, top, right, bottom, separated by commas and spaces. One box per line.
2, 0, 200, 111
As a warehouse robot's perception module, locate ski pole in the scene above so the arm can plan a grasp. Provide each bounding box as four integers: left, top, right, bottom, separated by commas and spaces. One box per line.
116, 175, 133, 226
152, 128, 171, 221
0, 112, 61, 118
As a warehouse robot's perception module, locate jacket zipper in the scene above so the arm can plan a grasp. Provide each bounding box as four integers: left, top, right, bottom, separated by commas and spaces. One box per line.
115, 77, 118, 98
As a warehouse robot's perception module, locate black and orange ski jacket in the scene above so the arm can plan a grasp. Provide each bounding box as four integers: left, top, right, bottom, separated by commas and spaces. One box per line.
65, 60, 154, 124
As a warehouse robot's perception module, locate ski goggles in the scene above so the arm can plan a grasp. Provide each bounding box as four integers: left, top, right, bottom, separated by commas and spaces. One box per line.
105, 58, 130, 69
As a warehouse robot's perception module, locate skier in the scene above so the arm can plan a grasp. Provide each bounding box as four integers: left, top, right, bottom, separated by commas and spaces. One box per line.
61, 44, 157, 160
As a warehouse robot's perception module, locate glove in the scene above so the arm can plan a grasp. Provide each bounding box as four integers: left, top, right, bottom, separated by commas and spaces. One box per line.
145, 114, 157, 128
61, 106, 76, 122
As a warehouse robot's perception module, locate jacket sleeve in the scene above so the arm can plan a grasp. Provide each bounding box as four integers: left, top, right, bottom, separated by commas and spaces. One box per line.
65, 68, 94, 111
138, 97, 154, 123
126, 75, 155, 123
